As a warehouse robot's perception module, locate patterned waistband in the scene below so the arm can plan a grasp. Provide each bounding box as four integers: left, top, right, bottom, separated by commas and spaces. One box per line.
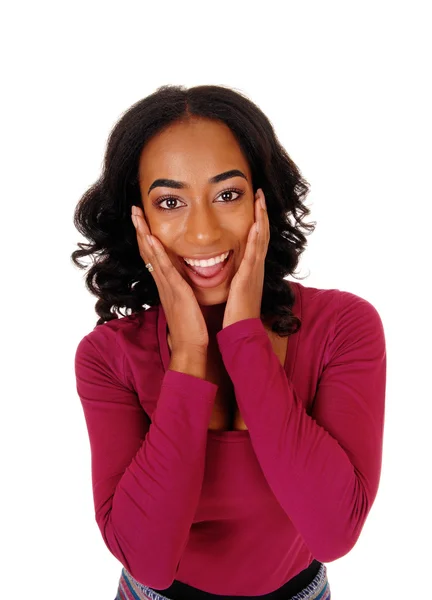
115, 564, 331, 600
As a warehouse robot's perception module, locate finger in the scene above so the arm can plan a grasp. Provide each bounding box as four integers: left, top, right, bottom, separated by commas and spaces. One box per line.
132, 209, 183, 288
132, 207, 162, 266
147, 234, 185, 287
132, 205, 151, 236
241, 218, 259, 271
256, 191, 269, 257
132, 208, 157, 272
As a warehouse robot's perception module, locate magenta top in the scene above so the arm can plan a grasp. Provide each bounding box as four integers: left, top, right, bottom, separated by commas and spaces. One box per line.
74, 281, 386, 596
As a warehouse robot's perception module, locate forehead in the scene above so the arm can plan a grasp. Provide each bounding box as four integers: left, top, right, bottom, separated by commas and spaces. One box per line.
138, 118, 250, 184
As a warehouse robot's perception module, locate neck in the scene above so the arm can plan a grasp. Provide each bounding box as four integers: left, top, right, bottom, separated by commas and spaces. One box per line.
199, 302, 226, 335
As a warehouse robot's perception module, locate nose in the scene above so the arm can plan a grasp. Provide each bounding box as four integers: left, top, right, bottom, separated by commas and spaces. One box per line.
183, 204, 224, 247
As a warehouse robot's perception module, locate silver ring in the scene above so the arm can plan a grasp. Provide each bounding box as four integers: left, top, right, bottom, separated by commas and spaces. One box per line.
145, 262, 154, 272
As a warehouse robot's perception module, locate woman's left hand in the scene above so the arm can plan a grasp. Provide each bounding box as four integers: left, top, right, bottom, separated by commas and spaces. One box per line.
222, 189, 270, 329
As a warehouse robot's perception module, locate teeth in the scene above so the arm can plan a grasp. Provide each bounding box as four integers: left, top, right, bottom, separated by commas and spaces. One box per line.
183, 251, 229, 267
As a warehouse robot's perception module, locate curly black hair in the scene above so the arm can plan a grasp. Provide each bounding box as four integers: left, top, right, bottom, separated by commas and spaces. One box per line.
71, 84, 316, 335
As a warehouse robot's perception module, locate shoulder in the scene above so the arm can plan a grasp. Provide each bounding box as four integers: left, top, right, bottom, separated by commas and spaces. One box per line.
320, 286, 385, 365
292, 279, 383, 322
290, 280, 385, 363
74, 306, 159, 371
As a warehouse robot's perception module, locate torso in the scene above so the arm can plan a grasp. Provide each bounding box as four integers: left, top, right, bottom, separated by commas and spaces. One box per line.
167, 325, 289, 432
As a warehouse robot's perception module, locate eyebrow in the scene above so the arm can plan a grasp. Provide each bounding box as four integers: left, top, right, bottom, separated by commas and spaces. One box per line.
147, 169, 248, 196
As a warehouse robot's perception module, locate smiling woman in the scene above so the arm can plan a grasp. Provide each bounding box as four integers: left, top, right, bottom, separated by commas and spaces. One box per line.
71, 84, 314, 335
135, 116, 263, 314
72, 84, 385, 600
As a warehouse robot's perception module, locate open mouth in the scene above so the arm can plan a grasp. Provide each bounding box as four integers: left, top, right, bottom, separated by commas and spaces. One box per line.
183, 251, 231, 277
182, 250, 234, 287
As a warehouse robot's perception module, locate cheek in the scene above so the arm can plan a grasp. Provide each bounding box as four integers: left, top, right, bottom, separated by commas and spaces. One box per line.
230, 215, 251, 238
237, 222, 253, 248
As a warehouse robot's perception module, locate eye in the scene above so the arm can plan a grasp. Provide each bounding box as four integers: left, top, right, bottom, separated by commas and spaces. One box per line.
154, 187, 245, 211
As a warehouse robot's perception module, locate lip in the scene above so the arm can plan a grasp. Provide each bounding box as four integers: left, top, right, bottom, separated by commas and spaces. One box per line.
181, 250, 234, 289
181, 250, 230, 261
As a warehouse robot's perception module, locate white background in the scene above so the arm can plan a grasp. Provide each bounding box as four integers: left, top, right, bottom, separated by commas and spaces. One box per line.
1, 1, 430, 598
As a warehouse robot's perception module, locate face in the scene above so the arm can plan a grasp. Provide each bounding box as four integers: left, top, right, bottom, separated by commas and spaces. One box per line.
137, 117, 255, 309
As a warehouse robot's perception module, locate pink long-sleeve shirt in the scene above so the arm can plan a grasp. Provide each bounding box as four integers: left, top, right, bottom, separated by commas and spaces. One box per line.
74, 280, 386, 596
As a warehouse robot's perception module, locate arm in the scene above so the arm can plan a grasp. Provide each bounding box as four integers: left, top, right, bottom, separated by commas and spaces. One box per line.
169, 347, 207, 380
216, 291, 386, 563
74, 335, 216, 589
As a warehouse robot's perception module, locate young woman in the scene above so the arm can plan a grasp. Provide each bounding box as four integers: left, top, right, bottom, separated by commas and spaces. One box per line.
72, 84, 386, 600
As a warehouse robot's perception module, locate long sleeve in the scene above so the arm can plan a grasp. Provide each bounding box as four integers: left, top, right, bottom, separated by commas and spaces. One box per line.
216, 291, 386, 563
74, 332, 218, 589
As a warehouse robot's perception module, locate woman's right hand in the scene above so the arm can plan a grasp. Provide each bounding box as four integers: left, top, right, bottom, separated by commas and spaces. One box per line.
131, 205, 209, 353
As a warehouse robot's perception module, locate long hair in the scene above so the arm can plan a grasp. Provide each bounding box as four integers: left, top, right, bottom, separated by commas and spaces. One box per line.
71, 84, 316, 335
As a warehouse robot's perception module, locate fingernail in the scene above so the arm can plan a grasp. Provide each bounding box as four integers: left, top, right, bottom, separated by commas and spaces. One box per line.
146, 234, 153, 246
131, 214, 137, 228
259, 193, 266, 211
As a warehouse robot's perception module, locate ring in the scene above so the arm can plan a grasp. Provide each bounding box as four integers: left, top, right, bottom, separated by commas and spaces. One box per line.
145, 262, 154, 272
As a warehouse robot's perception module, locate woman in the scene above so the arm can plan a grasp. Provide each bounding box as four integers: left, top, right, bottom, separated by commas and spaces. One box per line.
72, 84, 386, 599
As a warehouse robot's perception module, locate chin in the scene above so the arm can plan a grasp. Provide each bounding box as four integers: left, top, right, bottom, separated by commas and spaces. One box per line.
195, 288, 229, 306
